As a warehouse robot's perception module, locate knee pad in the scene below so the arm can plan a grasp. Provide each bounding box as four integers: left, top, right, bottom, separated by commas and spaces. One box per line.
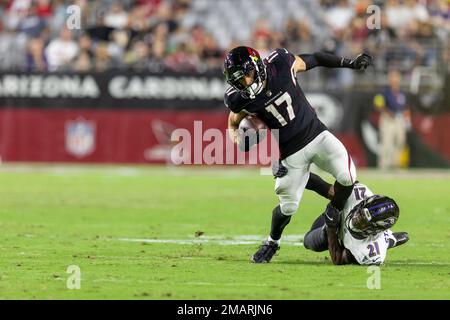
280, 202, 298, 216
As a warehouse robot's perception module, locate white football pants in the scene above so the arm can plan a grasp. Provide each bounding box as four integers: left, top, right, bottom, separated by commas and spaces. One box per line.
275, 130, 356, 215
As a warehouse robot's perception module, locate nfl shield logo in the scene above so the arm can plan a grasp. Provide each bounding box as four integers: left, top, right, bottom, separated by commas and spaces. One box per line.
65, 119, 96, 158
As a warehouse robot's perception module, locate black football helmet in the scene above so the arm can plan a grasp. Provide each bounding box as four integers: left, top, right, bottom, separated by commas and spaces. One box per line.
223, 46, 267, 98
346, 195, 400, 239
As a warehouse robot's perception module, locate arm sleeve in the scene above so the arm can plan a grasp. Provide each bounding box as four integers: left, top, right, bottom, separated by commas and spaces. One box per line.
299, 52, 353, 70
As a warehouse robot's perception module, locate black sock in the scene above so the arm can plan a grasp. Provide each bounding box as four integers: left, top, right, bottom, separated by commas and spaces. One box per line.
331, 181, 354, 210
270, 205, 291, 241
306, 173, 332, 199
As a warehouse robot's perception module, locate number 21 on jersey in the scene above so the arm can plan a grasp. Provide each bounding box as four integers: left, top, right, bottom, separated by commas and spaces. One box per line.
265, 92, 295, 126
367, 242, 380, 257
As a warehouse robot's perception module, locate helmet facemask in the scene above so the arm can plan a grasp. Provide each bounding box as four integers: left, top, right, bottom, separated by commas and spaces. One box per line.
347, 208, 379, 239
346, 196, 399, 239
223, 50, 266, 99
244, 59, 266, 99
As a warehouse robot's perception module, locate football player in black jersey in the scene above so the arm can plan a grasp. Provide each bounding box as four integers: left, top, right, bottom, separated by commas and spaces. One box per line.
223, 46, 372, 263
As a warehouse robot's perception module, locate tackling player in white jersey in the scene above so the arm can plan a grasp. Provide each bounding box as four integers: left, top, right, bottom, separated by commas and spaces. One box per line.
304, 179, 409, 265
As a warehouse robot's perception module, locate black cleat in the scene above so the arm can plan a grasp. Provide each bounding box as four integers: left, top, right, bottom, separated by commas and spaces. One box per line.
389, 232, 409, 248
252, 240, 280, 263
392, 232, 409, 247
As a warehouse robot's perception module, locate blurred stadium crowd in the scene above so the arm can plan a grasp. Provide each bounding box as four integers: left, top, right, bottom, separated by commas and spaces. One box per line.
0, 0, 449, 80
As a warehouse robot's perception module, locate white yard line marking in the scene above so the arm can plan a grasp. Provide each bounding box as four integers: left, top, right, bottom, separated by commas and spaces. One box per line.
1, 164, 450, 179
118, 234, 304, 246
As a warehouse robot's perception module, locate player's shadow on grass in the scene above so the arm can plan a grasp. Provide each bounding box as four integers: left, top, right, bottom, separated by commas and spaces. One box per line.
275, 260, 450, 267
213, 256, 328, 265
226, 257, 333, 265
272, 260, 334, 266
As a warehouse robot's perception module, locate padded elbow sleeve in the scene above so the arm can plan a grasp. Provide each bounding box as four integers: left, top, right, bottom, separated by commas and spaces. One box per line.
299, 52, 352, 70
298, 54, 318, 70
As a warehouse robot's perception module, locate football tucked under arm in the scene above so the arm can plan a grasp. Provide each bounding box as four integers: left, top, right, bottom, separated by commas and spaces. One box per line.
236, 116, 268, 151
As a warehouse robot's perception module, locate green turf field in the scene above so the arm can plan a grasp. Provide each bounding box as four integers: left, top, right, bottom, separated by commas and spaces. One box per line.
0, 164, 449, 299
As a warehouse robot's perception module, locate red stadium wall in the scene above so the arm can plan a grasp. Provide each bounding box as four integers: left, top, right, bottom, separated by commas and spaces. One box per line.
0, 108, 367, 166
0, 71, 448, 167
412, 114, 450, 162
0, 108, 226, 163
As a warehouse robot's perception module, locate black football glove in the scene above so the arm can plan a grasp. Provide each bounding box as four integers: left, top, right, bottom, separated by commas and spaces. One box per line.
324, 203, 341, 229
272, 160, 288, 178
350, 53, 373, 70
